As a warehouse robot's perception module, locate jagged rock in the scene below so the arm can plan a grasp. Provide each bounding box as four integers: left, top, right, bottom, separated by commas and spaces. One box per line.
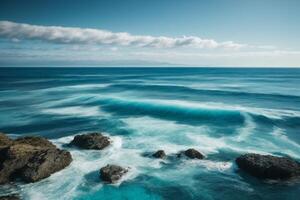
20, 148, 72, 182
0, 134, 72, 184
100, 164, 128, 183
152, 150, 166, 159
236, 153, 300, 180
184, 148, 204, 159
0, 144, 39, 184
0, 195, 20, 200
70, 133, 110, 150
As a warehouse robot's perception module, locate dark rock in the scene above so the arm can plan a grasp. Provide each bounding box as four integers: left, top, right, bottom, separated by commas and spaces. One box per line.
0, 195, 20, 200
0, 134, 72, 184
184, 148, 204, 159
100, 164, 128, 183
20, 148, 72, 182
236, 153, 300, 180
0, 144, 39, 184
152, 150, 166, 159
70, 133, 110, 150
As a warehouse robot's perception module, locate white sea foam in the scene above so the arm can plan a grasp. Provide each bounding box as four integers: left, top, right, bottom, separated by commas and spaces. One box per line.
120, 116, 284, 158
21, 135, 144, 199
120, 111, 298, 159
271, 128, 300, 147
182, 159, 233, 172
269, 128, 300, 158
35, 94, 97, 109
122, 116, 232, 158
234, 113, 255, 142
42, 106, 102, 117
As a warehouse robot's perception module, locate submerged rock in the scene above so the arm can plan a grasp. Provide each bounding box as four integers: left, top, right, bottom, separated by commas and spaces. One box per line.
184, 148, 204, 159
0, 195, 20, 200
152, 150, 166, 159
0, 134, 72, 184
236, 153, 300, 180
100, 164, 128, 183
70, 133, 110, 150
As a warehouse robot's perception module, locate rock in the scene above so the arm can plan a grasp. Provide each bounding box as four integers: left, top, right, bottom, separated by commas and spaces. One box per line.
70, 133, 110, 150
0, 134, 72, 184
0, 133, 13, 149
100, 164, 128, 183
236, 153, 300, 180
152, 150, 166, 159
14, 136, 56, 149
0, 144, 39, 184
0, 195, 20, 200
184, 148, 204, 159
20, 148, 72, 182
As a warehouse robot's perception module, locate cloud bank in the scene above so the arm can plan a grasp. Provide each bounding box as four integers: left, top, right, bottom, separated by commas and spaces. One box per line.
0, 21, 245, 49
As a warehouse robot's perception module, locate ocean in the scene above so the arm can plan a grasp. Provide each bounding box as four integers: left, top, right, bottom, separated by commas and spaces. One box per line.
0, 67, 299, 200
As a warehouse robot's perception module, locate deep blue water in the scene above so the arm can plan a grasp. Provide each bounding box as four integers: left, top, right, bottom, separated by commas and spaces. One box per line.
0, 67, 300, 200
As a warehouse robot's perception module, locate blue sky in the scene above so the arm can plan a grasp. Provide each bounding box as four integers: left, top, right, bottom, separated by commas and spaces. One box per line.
0, 0, 299, 67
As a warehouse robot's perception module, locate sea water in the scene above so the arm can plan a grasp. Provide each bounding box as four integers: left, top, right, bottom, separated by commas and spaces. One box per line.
0, 67, 299, 200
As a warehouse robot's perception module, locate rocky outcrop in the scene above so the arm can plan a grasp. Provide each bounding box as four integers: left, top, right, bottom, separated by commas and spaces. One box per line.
236, 153, 300, 180
184, 148, 204, 159
0, 133, 13, 149
14, 136, 56, 149
0, 195, 20, 200
69, 133, 110, 150
20, 148, 72, 182
152, 150, 166, 159
0, 134, 72, 184
100, 164, 128, 183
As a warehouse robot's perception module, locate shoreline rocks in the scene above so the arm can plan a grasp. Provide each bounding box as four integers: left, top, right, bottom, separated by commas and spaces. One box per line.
100, 164, 128, 183
14, 136, 56, 149
152, 150, 166, 159
69, 133, 110, 150
236, 153, 300, 180
20, 148, 72, 182
0, 133, 72, 184
184, 148, 204, 159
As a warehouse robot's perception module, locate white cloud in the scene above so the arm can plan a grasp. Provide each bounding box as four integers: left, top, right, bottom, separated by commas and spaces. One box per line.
0, 21, 245, 49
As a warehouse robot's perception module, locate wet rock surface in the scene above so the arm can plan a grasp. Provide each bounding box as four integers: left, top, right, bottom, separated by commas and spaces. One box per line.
152, 150, 166, 159
0, 133, 72, 184
100, 164, 128, 183
20, 148, 72, 182
70, 133, 110, 150
0, 195, 20, 200
236, 153, 300, 180
184, 148, 204, 159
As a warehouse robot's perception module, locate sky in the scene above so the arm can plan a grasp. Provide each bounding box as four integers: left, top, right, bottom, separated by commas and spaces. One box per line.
0, 0, 299, 67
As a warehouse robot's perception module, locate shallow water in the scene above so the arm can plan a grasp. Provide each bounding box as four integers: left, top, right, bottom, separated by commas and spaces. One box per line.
0, 67, 299, 200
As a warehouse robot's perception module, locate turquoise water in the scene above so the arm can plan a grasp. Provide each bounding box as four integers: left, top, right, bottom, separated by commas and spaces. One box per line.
0, 67, 299, 200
